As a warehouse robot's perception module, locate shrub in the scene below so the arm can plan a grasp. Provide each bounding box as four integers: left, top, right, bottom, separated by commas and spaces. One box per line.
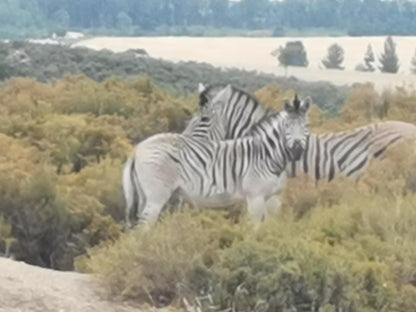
272, 41, 309, 68
322, 43, 345, 70
379, 36, 400, 74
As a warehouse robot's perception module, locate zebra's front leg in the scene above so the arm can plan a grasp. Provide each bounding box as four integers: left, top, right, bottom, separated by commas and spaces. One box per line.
246, 196, 267, 223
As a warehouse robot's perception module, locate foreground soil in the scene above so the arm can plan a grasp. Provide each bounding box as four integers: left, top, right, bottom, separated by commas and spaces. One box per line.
0, 257, 173, 312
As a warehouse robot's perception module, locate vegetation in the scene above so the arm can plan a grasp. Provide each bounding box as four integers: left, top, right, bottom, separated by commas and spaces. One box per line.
0, 75, 194, 269
355, 44, 376, 72
272, 41, 309, 74
2, 42, 416, 310
379, 36, 400, 74
411, 49, 416, 74
80, 138, 416, 311
322, 43, 345, 70
0, 41, 349, 116
2, 0, 416, 39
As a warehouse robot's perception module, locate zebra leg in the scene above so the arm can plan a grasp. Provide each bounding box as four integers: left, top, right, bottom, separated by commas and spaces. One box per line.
246, 196, 267, 222
264, 196, 282, 215
139, 183, 175, 225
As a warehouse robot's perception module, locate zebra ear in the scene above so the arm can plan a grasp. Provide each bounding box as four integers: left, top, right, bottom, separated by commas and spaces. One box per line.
300, 96, 312, 115
284, 99, 294, 113
198, 82, 206, 94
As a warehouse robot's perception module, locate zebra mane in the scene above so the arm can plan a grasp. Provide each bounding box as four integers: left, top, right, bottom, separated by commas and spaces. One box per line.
245, 111, 283, 136
201, 83, 271, 113
199, 83, 262, 109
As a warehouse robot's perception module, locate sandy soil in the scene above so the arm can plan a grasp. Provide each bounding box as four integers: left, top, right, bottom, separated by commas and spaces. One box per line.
0, 257, 172, 312
74, 36, 416, 90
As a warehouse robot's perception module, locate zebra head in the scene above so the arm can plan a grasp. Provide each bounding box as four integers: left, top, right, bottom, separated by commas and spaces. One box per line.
183, 87, 227, 140
282, 94, 311, 161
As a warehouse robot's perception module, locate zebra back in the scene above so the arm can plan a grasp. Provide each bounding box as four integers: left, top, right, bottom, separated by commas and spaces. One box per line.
288, 120, 416, 181
194, 83, 416, 182
197, 84, 274, 139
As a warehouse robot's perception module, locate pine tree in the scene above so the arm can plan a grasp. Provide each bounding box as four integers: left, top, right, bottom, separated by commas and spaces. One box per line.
379, 36, 399, 74
356, 44, 376, 72
322, 43, 344, 70
411, 49, 416, 74
364, 44, 375, 72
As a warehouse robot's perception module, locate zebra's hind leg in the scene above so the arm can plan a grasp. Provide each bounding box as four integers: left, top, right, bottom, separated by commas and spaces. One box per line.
246, 196, 267, 223
265, 196, 282, 216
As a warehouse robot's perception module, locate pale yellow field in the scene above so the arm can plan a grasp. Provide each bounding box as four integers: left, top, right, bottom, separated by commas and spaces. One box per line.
74, 36, 416, 90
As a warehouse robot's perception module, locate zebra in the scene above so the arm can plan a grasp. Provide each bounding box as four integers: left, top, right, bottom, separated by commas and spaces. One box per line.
123, 88, 311, 225
195, 83, 416, 182
189, 83, 274, 139
287, 120, 416, 181
123, 95, 226, 225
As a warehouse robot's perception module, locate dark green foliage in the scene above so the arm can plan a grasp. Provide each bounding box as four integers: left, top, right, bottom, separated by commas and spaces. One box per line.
0, 41, 349, 115
356, 44, 375, 72
322, 43, 344, 70
411, 49, 416, 74
379, 36, 400, 74
0, 62, 12, 80
273, 41, 308, 68
1, 0, 416, 38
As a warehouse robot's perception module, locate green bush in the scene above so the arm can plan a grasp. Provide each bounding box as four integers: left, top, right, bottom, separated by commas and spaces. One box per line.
0, 41, 350, 115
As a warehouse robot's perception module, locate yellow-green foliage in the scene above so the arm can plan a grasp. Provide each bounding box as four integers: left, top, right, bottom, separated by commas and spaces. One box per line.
2, 74, 416, 310
81, 80, 416, 310
0, 75, 194, 269
83, 189, 416, 311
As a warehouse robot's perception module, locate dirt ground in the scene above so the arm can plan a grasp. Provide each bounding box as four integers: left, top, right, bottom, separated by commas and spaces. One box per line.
0, 257, 173, 312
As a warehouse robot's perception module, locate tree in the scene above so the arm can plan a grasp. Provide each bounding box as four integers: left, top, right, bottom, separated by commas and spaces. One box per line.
322, 43, 344, 70
411, 49, 416, 74
116, 12, 133, 32
272, 41, 308, 74
364, 43, 375, 72
379, 36, 399, 74
355, 44, 375, 72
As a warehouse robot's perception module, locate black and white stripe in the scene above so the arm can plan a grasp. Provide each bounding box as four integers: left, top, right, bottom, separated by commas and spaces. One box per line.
287, 121, 416, 181
195, 83, 416, 182
123, 91, 311, 225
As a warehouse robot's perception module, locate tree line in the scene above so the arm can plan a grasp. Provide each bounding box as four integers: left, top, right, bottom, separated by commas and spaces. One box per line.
275, 36, 416, 74
2, 0, 416, 39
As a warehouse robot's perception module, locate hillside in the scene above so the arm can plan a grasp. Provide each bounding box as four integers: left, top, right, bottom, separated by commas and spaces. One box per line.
0, 41, 349, 115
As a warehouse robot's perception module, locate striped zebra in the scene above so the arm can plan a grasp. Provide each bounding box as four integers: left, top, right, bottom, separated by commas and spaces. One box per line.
123, 96, 226, 225
287, 120, 416, 181
196, 83, 416, 182
123, 89, 311, 225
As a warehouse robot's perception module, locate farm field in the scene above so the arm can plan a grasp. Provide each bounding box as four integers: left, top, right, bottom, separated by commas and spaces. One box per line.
75, 36, 416, 90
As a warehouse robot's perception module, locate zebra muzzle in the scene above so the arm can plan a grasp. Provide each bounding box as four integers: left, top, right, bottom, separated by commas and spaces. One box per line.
291, 141, 304, 161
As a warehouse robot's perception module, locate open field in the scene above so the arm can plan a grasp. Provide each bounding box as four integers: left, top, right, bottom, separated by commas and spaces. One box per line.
75, 36, 416, 90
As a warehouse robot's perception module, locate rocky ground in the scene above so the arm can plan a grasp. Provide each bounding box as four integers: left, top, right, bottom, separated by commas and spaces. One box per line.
0, 257, 173, 312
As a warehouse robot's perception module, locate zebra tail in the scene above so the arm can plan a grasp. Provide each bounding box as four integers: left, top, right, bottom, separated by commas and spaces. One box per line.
122, 156, 144, 227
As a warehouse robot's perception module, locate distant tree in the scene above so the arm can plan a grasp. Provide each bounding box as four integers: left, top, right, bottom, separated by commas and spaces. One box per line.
363, 44, 376, 71
411, 49, 416, 74
272, 41, 308, 70
355, 44, 376, 72
271, 41, 308, 76
116, 12, 133, 32
322, 43, 344, 70
379, 36, 399, 74
0, 62, 11, 80
0, 53, 11, 80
